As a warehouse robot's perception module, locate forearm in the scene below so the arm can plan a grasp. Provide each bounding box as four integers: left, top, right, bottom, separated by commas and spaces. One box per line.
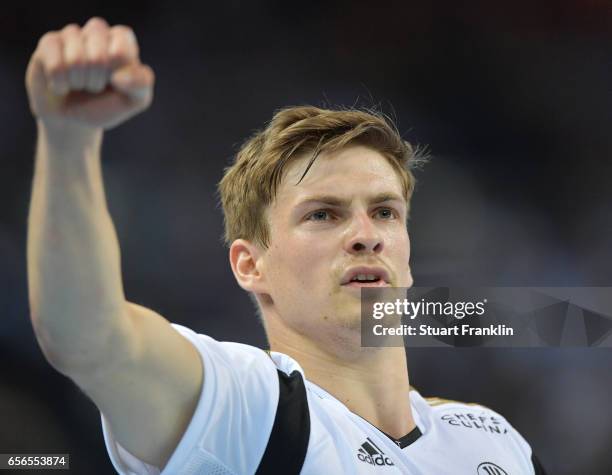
27, 121, 129, 372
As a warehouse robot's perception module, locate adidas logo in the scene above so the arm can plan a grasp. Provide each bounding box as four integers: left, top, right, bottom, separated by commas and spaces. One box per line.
356, 438, 395, 467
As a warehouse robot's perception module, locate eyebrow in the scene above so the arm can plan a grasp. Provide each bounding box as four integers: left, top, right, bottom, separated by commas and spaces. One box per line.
296, 192, 405, 208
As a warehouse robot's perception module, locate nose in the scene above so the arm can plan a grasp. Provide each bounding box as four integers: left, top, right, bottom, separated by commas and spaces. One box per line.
344, 212, 384, 255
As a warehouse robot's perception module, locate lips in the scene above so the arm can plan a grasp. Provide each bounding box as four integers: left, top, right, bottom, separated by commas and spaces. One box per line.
340, 266, 391, 287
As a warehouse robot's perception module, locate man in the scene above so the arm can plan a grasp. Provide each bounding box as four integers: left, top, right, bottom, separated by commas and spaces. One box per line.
26, 17, 546, 474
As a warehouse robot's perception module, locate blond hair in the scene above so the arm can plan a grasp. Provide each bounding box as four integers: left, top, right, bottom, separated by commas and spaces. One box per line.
219, 105, 420, 247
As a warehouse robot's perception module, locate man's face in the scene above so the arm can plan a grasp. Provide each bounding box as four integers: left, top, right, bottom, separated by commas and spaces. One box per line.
258, 145, 413, 346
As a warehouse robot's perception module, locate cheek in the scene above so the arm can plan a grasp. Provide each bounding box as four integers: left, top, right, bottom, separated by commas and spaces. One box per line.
388, 231, 411, 269
280, 237, 332, 287
267, 238, 315, 284
388, 228, 410, 252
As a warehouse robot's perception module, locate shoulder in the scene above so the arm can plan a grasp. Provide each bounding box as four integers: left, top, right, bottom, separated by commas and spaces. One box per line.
415, 391, 524, 438
422, 394, 549, 474
170, 323, 276, 371
412, 390, 546, 473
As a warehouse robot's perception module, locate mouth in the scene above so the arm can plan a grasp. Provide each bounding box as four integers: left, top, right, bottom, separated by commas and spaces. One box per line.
343, 279, 389, 288
340, 267, 391, 288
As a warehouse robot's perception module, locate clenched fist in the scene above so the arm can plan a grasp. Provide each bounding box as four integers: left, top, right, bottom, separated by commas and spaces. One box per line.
25, 17, 154, 131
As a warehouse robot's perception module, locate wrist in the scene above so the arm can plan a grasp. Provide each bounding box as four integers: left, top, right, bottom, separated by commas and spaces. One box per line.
37, 119, 103, 152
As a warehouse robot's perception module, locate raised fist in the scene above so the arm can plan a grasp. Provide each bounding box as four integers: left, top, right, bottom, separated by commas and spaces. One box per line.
25, 17, 155, 131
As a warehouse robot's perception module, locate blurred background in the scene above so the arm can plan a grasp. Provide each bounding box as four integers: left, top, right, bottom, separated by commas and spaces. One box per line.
1, 0, 611, 473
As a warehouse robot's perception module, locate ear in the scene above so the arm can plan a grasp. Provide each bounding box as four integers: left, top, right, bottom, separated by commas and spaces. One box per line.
229, 239, 267, 293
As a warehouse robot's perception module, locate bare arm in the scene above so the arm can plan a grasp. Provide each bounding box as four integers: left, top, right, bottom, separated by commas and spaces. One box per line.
26, 18, 202, 468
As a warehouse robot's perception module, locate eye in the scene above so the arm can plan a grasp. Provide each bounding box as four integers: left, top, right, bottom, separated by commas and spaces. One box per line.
306, 209, 333, 221
375, 207, 398, 220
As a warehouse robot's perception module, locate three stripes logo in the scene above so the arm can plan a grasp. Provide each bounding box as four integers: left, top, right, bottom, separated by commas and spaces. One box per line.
476, 462, 508, 475
356, 438, 395, 467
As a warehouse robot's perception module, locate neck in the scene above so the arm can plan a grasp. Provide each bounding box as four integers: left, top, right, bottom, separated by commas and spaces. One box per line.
268, 326, 416, 440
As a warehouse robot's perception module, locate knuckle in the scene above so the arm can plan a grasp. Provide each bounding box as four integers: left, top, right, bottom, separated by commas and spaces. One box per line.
61, 23, 80, 35
112, 24, 134, 35
38, 32, 58, 48
86, 16, 108, 26
83, 16, 109, 33
112, 25, 137, 44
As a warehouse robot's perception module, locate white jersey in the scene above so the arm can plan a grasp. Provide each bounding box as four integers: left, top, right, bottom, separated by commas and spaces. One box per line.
101, 324, 546, 474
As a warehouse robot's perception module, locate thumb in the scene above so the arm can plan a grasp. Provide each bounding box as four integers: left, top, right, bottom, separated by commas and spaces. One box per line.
110, 63, 155, 103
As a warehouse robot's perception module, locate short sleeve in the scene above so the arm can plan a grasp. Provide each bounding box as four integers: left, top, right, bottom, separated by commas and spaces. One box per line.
101, 324, 280, 475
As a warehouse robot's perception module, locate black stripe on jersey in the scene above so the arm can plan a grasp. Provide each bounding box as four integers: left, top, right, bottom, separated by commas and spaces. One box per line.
256, 370, 310, 475
378, 425, 423, 449
393, 426, 423, 449
532, 453, 548, 475
354, 408, 423, 449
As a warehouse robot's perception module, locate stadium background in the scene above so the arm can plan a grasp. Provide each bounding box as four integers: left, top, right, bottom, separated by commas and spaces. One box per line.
1, 1, 611, 473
